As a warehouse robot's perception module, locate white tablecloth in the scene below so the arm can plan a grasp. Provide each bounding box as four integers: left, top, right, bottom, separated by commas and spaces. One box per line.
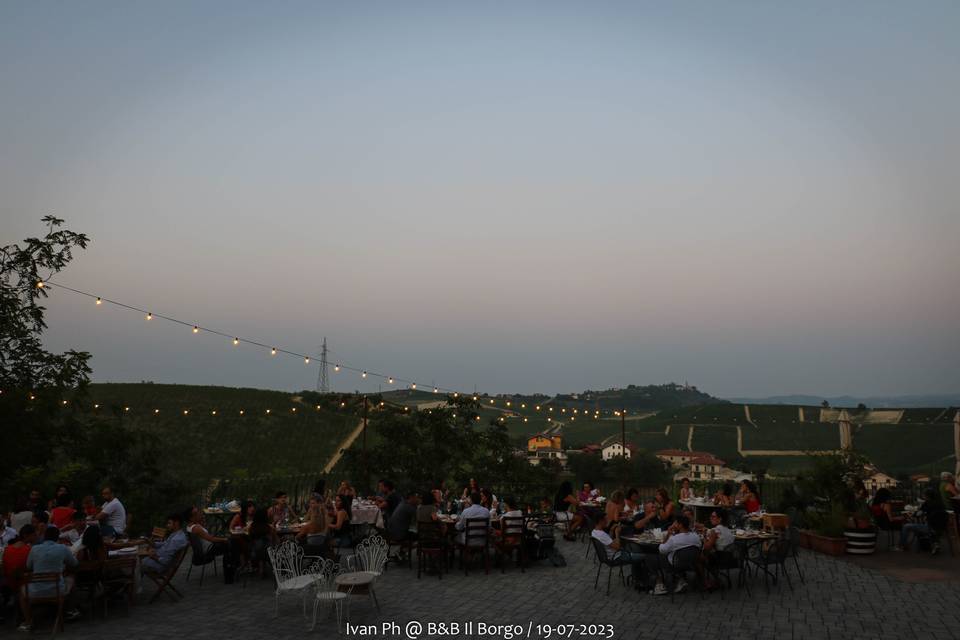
351, 504, 383, 528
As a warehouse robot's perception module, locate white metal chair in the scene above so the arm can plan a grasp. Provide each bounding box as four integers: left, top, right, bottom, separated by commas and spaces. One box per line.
267, 540, 314, 618
309, 559, 350, 633
344, 535, 388, 611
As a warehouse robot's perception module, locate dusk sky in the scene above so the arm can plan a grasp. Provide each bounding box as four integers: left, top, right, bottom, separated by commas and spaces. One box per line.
2, 1, 958, 398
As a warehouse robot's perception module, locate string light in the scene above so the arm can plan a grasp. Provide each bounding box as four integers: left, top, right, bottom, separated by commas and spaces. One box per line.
271, 348, 277, 355
387, 377, 394, 384
233, 338, 239, 346
183, 409, 189, 415
334, 364, 340, 372
154, 408, 160, 414
265, 409, 271, 414
124, 406, 130, 412
211, 410, 217, 415
146, 312, 153, 320
433, 387, 438, 393
411, 383, 417, 390
239, 410, 244, 415
96, 297, 102, 305
93, 403, 99, 409
192, 325, 199, 333
304, 357, 310, 364
36, 281, 44, 288
362, 371, 367, 378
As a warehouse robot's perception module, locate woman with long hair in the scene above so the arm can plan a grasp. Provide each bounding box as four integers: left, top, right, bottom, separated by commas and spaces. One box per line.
229, 500, 257, 531
554, 481, 581, 541
739, 480, 761, 513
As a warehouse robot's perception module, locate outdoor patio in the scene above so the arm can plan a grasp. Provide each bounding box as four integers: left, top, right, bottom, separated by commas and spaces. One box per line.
5, 539, 960, 640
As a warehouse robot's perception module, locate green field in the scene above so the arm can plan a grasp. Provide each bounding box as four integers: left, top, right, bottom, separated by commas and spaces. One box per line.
690, 426, 740, 461
83, 383, 357, 487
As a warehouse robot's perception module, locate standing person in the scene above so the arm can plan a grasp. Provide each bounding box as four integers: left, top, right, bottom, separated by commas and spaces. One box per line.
939, 472, 959, 508
95, 487, 127, 537
19, 527, 81, 630
554, 481, 581, 541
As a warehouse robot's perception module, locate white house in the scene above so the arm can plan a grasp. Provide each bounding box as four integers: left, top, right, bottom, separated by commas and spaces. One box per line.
865, 470, 898, 492
601, 442, 635, 460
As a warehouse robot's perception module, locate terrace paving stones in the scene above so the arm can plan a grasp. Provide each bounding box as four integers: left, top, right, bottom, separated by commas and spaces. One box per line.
4, 537, 960, 640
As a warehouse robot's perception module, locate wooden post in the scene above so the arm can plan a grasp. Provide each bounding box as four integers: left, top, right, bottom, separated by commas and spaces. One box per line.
621, 408, 627, 488
363, 395, 369, 492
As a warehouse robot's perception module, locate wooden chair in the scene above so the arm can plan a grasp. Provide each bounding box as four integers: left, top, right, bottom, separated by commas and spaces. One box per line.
72, 559, 103, 619
416, 521, 446, 579
457, 518, 490, 575
143, 546, 188, 604
101, 556, 138, 617
493, 516, 526, 573
21, 572, 66, 635
150, 527, 168, 542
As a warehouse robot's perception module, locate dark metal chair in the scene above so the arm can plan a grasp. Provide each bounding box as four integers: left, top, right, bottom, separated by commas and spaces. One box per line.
589, 537, 628, 596
416, 521, 446, 579
665, 546, 705, 601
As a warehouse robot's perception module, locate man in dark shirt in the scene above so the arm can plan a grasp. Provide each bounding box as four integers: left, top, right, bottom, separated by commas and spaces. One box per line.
375, 480, 401, 520
386, 492, 419, 542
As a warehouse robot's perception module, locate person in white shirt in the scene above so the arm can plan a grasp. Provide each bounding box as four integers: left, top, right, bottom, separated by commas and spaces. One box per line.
455, 492, 490, 545
700, 508, 735, 590
648, 514, 702, 596
590, 513, 647, 586
95, 487, 127, 537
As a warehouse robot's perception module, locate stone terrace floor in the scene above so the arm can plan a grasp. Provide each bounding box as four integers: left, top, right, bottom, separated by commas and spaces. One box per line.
4, 538, 960, 640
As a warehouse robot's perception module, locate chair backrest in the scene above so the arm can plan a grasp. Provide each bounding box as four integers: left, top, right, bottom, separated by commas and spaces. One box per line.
268, 540, 304, 584
418, 521, 444, 549
102, 556, 137, 578
535, 522, 555, 541
590, 536, 615, 565
188, 532, 210, 564
501, 516, 524, 538
308, 558, 341, 594
669, 545, 701, 571
22, 572, 63, 603
151, 527, 168, 541
464, 517, 490, 547
352, 535, 388, 574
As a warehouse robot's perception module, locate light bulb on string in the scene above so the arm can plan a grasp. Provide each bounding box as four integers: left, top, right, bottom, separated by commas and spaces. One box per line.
334, 364, 340, 372
387, 377, 394, 384
411, 383, 417, 390
433, 387, 438, 394
192, 326, 199, 334
239, 410, 244, 415
146, 312, 153, 320
183, 409, 189, 415
362, 371, 367, 378
96, 297, 102, 305
36, 281, 44, 288
154, 409, 160, 414
265, 409, 271, 414
304, 357, 310, 364
233, 338, 239, 346
271, 348, 277, 355
212, 410, 217, 415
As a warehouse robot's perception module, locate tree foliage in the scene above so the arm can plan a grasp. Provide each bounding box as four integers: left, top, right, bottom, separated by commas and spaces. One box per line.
1, 218, 190, 529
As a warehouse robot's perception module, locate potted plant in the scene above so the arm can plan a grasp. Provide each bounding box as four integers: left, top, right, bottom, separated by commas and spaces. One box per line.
803, 503, 848, 556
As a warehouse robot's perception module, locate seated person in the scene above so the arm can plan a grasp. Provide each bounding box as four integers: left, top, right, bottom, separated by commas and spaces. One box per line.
387, 491, 419, 542
31, 512, 49, 542
185, 506, 228, 560
713, 483, 735, 507
142, 513, 188, 574
631, 500, 659, 532
624, 488, 641, 517
898, 489, 948, 554
701, 509, 734, 589
417, 491, 440, 524
327, 496, 353, 548
267, 491, 298, 525
456, 492, 490, 545
61, 511, 87, 546
590, 513, 647, 586
75, 525, 107, 562
739, 481, 761, 514
678, 478, 693, 501
296, 497, 330, 556
336, 481, 357, 498
247, 509, 279, 565
95, 487, 127, 538
19, 527, 80, 630
3, 525, 36, 601
494, 496, 524, 542
461, 478, 480, 501
49, 494, 76, 530
373, 480, 400, 520
653, 488, 676, 526
647, 515, 702, 596
605, 491, 626, 528
870, 488, 904, 528
229, 500, 257, 531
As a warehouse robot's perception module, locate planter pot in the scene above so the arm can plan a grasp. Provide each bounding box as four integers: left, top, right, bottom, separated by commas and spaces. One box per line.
844, 527, 877, 555
798, 530, 813, 550
802, 530, 847, 556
